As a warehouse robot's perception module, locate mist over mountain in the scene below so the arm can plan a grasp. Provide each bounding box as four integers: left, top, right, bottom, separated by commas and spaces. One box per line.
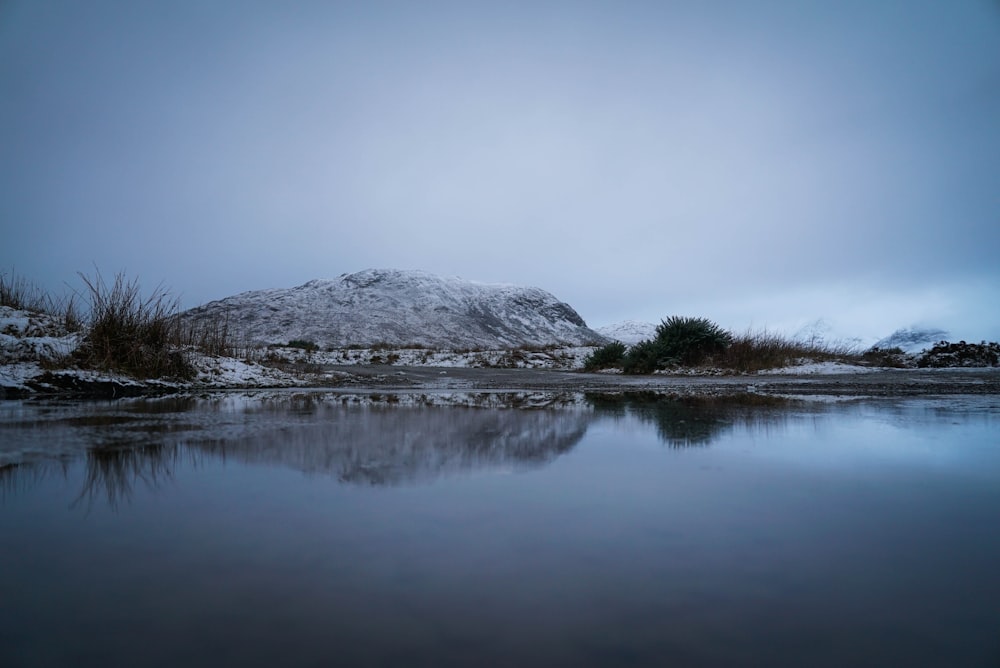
594, 320, 657, 345
180, 269, 606, 350
873, 327, 951, 353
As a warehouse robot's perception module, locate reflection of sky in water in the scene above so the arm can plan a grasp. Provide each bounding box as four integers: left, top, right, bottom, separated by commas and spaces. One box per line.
715, 399, 1000, 476
2, 393, 999, 666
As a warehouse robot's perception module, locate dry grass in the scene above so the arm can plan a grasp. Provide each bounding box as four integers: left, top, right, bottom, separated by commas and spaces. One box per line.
73, 270, 192, 379
174, 310, 259, 359
716, 328, 861, 373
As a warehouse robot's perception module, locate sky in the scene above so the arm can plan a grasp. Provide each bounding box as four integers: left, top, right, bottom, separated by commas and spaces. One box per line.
2, 1, 999, 344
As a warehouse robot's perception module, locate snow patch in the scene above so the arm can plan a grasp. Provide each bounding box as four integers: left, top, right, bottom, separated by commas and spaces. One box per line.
757, 361, 879, 375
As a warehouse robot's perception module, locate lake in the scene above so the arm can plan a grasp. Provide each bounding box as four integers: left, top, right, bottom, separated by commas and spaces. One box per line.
2, 391, 999, 667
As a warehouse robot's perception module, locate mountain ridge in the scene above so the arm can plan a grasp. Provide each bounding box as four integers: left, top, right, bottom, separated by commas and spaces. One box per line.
180, 269, 607, 350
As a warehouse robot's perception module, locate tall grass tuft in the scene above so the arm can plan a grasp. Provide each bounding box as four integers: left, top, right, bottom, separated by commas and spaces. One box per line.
5, 268, 256, 380
74, 270, 192, 379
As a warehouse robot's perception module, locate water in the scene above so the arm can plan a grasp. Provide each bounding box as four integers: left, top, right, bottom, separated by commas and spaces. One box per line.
2, 392, 999, 667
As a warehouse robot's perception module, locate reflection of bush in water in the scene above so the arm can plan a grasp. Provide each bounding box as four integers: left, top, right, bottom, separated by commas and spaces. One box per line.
1, 461, 54, 500
587, 392, 795, 447
3, 445, 183, 511
73, 444, 182, 511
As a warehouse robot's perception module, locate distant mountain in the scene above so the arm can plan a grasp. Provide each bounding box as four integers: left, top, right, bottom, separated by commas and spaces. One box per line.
180, 269, 607, 350
872, 327, 950, 353
595, 320, 657, 345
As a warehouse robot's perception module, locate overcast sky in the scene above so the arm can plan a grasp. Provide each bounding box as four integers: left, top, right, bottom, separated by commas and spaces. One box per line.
2, 1, 999, 343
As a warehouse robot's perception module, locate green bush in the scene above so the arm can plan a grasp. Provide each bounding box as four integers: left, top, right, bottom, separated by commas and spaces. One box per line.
583, 341, 626, 370
622, 316, 732, 374
286, 339, 319, 352
621, 339, 662, 374
654, 316, 732, 365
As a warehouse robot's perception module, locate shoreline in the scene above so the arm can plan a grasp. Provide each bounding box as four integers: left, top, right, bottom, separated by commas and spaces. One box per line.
5, 365, 999, 400
335, 365, 1000, 397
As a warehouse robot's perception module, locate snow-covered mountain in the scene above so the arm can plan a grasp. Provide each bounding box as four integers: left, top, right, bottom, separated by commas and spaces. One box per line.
872, 327, 950, 353
595, 320, 657, 345
180, 269, 607, 350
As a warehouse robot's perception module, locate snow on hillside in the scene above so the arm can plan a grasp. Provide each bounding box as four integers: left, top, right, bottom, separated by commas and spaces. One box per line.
595, 320, 657, 345
872, 327, 950, 353
180, 269, 607, 350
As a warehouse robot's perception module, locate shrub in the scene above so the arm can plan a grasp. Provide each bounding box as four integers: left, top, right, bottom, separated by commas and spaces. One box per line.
583, 341, 626, 371
653, 316, 732, 366
621, 339, 664, 374
623, 316, 732, 374
286, 339, 319, 352
917, 341, 1000, 368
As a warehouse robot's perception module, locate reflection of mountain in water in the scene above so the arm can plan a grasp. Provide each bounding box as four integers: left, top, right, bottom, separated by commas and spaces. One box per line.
189, 403, 589, 486
2, 397, 591, 506
1, 391, 820, 508
587, 392, 799, 447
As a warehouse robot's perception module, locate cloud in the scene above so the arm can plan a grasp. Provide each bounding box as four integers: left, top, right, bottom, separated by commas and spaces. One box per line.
1, 1, 998, 343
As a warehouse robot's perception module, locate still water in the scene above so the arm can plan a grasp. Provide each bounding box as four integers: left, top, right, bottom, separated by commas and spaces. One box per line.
1, 391, 999, 667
